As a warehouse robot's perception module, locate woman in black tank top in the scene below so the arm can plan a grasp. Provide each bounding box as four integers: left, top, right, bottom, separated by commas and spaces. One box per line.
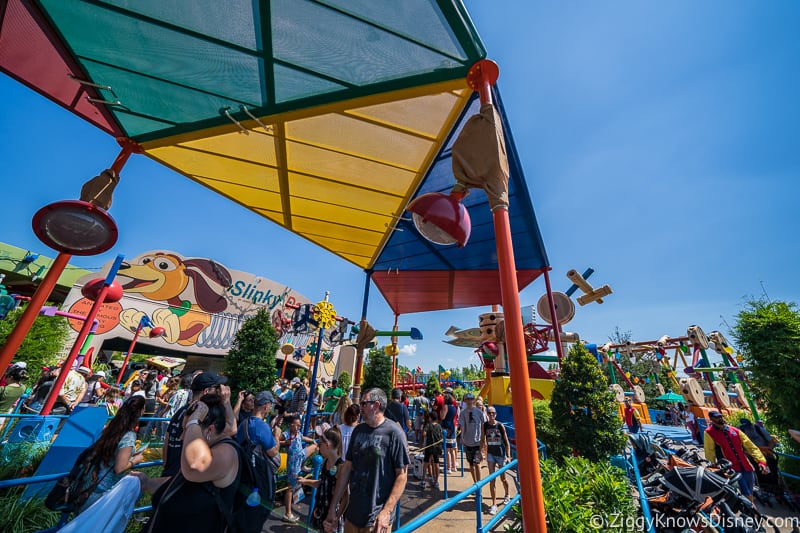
132, 392, 239, 533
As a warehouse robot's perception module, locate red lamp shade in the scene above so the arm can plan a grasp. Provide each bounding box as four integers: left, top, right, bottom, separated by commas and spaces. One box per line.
81, 278, 124, 302
32, 200, 118, 256
406, 192, 471, 247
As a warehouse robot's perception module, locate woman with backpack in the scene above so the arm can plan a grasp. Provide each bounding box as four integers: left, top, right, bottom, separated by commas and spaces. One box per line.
79, 396, 148, 511
133, 393, 240, 532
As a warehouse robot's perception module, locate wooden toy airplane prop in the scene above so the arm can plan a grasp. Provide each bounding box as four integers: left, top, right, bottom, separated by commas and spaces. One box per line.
565, 268, 612, 306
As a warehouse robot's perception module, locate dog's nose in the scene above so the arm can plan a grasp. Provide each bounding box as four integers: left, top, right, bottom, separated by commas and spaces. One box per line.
119, 262, 131, 270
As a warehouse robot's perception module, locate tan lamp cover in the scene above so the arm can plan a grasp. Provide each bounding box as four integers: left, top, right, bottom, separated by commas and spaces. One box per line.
451, 103, 509, 210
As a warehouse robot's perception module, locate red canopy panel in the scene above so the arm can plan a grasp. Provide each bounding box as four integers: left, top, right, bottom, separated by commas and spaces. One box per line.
371, 269, 542, 315
0, 0, 122, 136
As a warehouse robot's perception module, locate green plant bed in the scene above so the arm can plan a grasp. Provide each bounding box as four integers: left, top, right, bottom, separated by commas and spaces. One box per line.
0, 487, 60, 532
504, 456, 635, 533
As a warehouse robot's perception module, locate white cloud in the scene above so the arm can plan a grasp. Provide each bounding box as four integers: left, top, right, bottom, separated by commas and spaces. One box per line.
399, 344, 417, 356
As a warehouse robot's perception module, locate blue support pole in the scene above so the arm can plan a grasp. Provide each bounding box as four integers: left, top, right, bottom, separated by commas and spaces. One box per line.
302, 326, 326, 437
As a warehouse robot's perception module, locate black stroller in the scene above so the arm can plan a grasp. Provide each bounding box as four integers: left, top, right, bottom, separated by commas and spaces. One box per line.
629, 433, 667, 476
645, 463, 777, 533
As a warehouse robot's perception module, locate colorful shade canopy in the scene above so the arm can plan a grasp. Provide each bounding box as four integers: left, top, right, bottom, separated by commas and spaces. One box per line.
0, 0, 549, 315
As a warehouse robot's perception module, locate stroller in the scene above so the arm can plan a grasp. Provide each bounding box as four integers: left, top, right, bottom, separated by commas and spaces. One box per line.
629, 433, 668, 476
645, 463, 777, 533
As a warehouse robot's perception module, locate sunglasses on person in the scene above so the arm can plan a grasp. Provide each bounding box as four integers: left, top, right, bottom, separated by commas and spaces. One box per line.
360, 400, 378, 407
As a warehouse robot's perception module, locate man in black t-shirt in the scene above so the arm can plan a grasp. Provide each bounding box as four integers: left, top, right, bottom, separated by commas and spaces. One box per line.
482, 406, 511, 515
325, 387, 409, 532
161, 371, 234, 477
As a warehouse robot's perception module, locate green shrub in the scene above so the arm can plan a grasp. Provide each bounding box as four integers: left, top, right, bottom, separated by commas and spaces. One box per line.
550, 344, 627, 461
504, 456, 635, 533
0, 488, 60, 533
337, 371, 351, 394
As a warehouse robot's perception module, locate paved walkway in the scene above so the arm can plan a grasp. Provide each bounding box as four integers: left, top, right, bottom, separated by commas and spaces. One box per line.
265, 443, 517, 533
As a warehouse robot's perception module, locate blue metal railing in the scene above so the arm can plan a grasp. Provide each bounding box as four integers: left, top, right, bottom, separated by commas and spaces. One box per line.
625, 447, 656, 533
0, 460, 164, 490
395, 459, 520, 533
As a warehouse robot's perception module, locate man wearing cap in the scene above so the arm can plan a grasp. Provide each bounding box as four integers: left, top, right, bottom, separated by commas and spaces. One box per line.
161, 372, 235, 477
482, 406, 511, 515
458, 393, 488, 484
287, 376, 308, 419
79, 369, 107, 405
704, 410, 769, 502
237, 391, 279, 465
385, 388, 411, 434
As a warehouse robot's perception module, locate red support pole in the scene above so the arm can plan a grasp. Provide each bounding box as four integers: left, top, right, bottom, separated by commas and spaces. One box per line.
467, 58, 546, 532
0, 252, 71, 374
40, 282, 114, 415
40, 255, 124, 415
116, 323, 143, 385
493, 208, 548, 532
542, 269, 565, 364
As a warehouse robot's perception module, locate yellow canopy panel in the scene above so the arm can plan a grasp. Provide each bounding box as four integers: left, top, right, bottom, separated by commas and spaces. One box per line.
143, 82, 470, 268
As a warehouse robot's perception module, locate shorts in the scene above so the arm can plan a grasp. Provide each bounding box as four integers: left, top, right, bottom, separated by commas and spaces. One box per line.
464, 445, 482, 465
737, 470, 756, 496
445, 437, 457, 449
487, 454, 507, 467
424, 449, 441, 463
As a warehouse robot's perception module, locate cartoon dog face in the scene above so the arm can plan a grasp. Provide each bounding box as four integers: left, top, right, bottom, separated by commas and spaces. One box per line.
118, 253, 232, 313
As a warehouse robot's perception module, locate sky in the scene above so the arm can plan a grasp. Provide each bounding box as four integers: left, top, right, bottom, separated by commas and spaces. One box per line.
1, 1, 799, 373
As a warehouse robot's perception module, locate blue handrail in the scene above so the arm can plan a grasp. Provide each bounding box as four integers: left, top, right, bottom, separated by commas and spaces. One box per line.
0, 460, 163, 490
394, 459, 519, 533
626, 447, 656, 533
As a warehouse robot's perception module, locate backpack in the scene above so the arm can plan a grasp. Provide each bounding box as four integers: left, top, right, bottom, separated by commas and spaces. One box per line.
208, 422, 277, 533
45, 444, 110, 513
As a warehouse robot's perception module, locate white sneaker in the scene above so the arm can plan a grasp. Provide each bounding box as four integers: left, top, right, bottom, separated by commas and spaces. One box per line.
503, 496, 510, 504
489, 505, 498, 515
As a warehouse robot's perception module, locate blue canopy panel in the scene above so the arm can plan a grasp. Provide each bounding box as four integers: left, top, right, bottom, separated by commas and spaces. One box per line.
371, 89, 550, 315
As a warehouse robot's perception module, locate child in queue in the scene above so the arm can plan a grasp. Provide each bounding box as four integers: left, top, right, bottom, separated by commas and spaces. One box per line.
298, 425, 347, 533
280, 415, 317, 523
422, 410, 443, 490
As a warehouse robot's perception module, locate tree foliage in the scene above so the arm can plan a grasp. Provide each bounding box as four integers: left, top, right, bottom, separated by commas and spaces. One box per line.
0, 306, 70, 371
550, 343, 627, 461
224, 308, 278, 393
337, 370, 351, 393
732, 299, 800, 450
424, 374, 441, 398
361, 347, 393, 396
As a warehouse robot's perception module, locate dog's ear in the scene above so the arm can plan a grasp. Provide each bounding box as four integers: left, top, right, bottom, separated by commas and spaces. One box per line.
183, 259, 232, 313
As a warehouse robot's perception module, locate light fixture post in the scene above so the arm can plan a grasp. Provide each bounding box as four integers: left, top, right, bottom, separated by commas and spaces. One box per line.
466, 59, 548, 533
41, 254, 125, 415
0, 139, 137, 376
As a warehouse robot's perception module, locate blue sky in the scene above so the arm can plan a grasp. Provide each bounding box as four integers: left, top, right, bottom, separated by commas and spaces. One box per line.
1, 1, 799, 372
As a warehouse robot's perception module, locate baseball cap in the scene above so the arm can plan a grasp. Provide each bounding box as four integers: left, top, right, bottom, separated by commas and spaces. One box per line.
191, 372, 228, 391
708, 410, 723, 419
12, 362, 27, 369
444, 387, 453, 393
254, 391, 275, 406
94, 370, 107, 378
76, 366, 92, 376
291, 377, 301, 385
464, 392, 475, 400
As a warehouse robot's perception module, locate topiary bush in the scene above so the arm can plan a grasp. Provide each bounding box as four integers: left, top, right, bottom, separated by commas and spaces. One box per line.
550, 343, 627, 461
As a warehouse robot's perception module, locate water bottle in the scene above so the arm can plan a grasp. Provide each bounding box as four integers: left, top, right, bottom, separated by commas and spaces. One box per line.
245, 487, 261, 507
